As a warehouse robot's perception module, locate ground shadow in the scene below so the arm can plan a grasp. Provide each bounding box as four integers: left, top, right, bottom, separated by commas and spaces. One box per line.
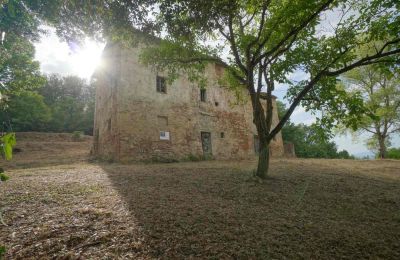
102, 160, 400, 259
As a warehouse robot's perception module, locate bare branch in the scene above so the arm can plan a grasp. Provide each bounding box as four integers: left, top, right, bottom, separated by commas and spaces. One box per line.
361, 126, 377, 134
389, 127, 400, 134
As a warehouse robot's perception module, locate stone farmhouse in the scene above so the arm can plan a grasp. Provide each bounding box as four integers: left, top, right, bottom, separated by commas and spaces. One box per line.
92, 41, 284, 162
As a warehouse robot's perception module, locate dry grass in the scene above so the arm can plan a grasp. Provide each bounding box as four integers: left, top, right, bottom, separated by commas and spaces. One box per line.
1, 133, 400, 259
2, 132, 92, 169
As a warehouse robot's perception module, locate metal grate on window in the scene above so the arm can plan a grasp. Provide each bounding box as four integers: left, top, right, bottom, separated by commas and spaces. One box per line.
156, 76, 167, 93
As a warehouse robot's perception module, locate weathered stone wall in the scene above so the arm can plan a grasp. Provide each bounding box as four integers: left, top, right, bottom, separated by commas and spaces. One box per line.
93, 43, 284, 161
92, 43, 121, 161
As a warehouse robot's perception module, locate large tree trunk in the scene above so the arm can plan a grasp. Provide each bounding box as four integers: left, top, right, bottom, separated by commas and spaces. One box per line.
256, 138, 270, 179
378, 136, 387, 159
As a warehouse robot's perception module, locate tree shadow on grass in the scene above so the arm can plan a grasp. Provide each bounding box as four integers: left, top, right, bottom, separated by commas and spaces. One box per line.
102, 161, 400, 259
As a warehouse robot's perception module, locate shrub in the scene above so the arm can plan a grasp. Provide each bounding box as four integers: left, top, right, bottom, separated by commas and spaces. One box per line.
387, 148, 400, 159
72, 131, 84, 142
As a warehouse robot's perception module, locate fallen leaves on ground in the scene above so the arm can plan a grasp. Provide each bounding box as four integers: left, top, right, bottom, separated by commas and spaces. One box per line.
1, 133, 400, 259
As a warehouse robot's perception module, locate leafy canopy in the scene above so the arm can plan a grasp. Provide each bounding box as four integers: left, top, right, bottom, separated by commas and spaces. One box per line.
142, 0, 400, 140
327, 64, 400, 157
0, 0, 45, 97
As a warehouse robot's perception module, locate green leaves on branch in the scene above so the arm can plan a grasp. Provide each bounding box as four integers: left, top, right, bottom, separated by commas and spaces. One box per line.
0, 132, 16, 161
1, 1, 45, 97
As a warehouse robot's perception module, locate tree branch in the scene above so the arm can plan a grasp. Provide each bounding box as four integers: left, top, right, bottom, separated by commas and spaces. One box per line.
325, 47, 400, 77
255, 0, 334, 65
267, 71, 326, 142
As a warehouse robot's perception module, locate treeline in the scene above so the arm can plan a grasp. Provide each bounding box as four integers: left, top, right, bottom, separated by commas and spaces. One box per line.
277, 102, 354, 159
0, 74, 95, 135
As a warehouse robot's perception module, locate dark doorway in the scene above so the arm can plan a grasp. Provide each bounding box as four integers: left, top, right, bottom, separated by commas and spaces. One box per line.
201, 132, 212, 158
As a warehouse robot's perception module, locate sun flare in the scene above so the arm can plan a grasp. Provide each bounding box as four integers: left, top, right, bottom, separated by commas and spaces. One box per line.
69, 40, 105, 79
35, 29, 105, 81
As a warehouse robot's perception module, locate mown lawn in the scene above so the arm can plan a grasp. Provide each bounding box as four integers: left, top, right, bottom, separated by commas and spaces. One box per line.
1, 153, 399, 259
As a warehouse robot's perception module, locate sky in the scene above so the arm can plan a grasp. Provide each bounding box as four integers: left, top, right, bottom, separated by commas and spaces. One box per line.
33, 29, 399, 158
35, 28, 105, 80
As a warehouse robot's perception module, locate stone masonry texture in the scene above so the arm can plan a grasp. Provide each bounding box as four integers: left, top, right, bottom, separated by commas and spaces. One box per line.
93, 42, 284, 162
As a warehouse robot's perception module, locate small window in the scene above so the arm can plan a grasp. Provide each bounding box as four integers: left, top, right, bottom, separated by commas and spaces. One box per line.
200, 89, 206, 102
220, 132, 224, 138
156, 76, 167, 93
215, 101, 219, 106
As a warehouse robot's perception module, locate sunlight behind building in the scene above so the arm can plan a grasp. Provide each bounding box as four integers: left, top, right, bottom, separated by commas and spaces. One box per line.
35, 28, 105, 80
69, 39, 105, 79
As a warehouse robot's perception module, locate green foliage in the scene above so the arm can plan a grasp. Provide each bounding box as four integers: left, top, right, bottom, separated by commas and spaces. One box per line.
322, 64, 400, 157
0, 1, 45, 98
0, 245, 5, 259
39, 75, 95, 134
0, 91, 51, 131
0, 172, 9, 182
387, 147, 400, 159
277, 101, 353, 159
138, 0, 399, 176
17, 0, 154, 44
2, 74, 95, 134
72, 131, 84, 142
140, 40, 210, 89
0, 75, 95, 134
0, 132, 16, 160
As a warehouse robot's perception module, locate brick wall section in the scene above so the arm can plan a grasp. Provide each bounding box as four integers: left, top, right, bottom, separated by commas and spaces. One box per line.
93, 43, 284, 162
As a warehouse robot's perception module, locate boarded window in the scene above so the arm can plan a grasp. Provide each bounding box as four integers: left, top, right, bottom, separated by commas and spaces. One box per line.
200, 89, 206, 102
156, 76, 167, 93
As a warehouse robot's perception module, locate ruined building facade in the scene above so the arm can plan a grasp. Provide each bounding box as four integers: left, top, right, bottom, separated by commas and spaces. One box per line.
93, 42, 284, 162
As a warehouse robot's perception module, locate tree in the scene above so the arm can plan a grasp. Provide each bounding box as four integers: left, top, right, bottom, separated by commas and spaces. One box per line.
19, 0, 155, 44
0, 0, 45, 98
277, 101, 354, 159
139, 0, 400, 178
39, 74, 95, 134
0, 91, 51, 132
340, 66, 400, 158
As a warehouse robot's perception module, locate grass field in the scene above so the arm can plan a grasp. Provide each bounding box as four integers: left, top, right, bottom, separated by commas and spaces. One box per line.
0, 133, 399, 259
